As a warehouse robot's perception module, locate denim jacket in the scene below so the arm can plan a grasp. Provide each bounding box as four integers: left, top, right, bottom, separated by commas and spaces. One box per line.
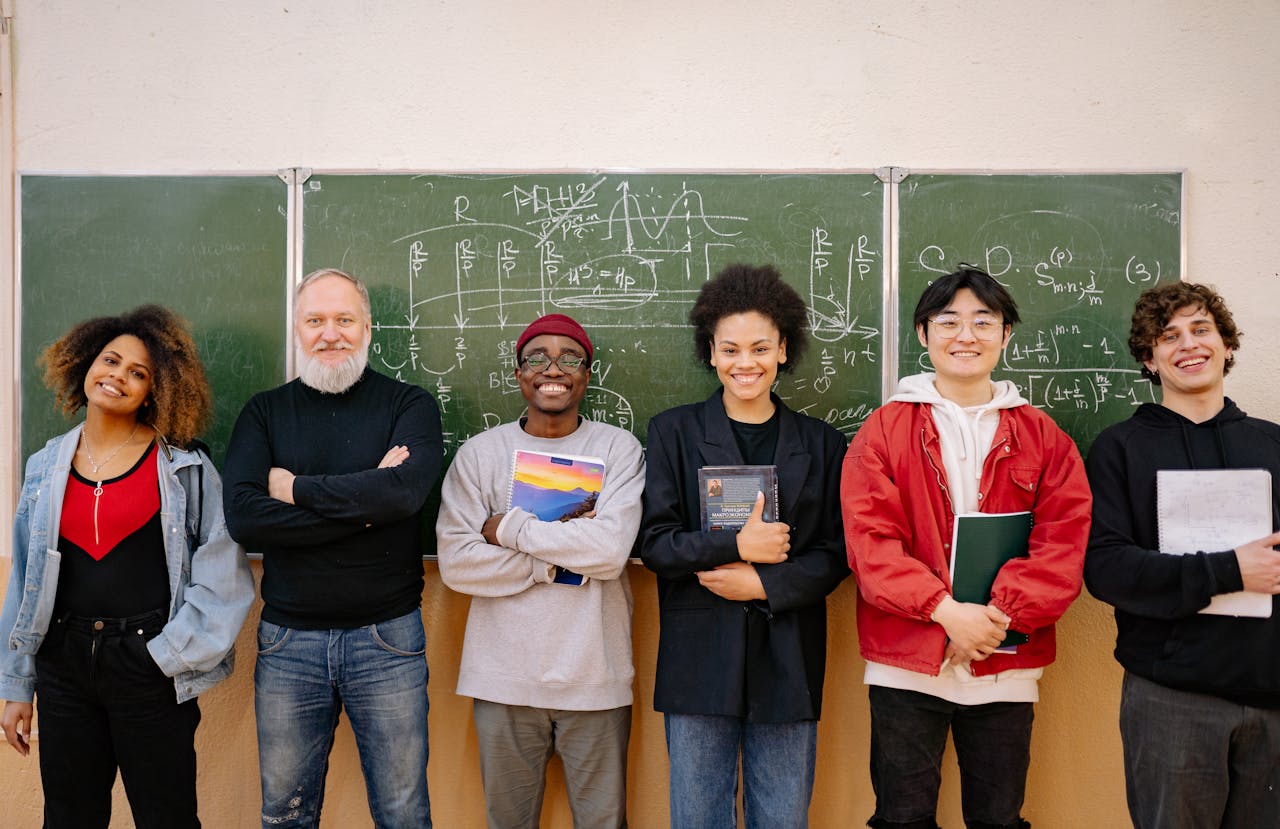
0, 424, 255, 704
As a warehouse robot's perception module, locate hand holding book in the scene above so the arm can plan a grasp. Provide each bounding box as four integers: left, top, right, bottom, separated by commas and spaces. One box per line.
1157, 469, 1274, 617
931, 595, 1012, 664
1235, 530, 1280, 595
735, 493, 791, 564
505, 450, 606, 587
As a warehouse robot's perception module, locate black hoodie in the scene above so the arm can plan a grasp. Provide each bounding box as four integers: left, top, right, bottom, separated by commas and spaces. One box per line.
1084, 399, 1280, 708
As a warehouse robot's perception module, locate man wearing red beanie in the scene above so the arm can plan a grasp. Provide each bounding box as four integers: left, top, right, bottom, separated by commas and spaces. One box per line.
436, 313, 643, 829
514, 313, 595, 367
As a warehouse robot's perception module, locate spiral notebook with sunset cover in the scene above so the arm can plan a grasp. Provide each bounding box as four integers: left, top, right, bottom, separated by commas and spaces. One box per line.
507, 450, 606, 523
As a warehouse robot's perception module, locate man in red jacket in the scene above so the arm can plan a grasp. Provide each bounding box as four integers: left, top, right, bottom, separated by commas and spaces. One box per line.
841, 266, 1092, 829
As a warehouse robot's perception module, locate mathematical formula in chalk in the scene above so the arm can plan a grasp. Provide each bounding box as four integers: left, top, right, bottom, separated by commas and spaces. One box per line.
305, 174, 885, 455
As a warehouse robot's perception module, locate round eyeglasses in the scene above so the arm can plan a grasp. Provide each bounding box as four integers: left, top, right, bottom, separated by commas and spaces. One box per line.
520, 353, 586, 373
928, 314, 1005, 341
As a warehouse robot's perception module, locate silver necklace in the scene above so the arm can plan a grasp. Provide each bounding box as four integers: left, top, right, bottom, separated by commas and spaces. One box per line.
81, 422, 141, 546
81, 421, 142, 478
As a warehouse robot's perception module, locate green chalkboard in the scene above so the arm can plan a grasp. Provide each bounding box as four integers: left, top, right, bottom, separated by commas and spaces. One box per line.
897, 173, 1182, 453
20, 175, 289, 465
16, 170, 1183, 483
301, 173, 886, 458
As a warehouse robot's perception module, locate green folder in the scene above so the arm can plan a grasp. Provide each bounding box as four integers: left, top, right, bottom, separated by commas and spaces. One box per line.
949, 512, 1034, 648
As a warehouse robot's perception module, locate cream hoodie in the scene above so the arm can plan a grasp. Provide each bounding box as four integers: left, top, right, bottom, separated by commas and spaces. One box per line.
890, 372, 1026, 514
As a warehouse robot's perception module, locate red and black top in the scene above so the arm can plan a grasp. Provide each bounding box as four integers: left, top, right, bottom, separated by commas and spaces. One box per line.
56, 442, 170, 619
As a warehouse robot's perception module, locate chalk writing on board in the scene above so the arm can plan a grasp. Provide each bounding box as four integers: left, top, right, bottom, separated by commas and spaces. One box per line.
305, 175, 884, 453
910, 208, 1164, 416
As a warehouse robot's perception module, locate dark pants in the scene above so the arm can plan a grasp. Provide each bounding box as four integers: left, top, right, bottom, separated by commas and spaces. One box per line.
1120, 672, 1280, 829
34, 610, 201, 829
867, 686, 1033, 829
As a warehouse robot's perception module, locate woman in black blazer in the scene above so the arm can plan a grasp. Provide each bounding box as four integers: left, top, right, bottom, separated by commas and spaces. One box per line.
639, 264, 850, 828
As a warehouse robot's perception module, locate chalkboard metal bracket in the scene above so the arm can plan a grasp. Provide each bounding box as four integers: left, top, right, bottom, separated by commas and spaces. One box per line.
280, 167, 312, 381
876, 166, 908, 184
278, 167, 312, 186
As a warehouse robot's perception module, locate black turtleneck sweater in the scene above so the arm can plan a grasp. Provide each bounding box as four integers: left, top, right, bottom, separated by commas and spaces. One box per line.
1084, 399, 1280, 708
223, 368, 442, 628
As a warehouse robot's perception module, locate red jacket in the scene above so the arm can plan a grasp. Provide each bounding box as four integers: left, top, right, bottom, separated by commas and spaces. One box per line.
840, 401, 1091, 676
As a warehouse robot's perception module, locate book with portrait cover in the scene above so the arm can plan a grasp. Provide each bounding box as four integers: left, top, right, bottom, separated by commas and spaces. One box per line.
698, 465, 779, 531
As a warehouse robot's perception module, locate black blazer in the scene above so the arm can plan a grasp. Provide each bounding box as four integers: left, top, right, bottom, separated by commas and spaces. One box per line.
639, 390, 849, 722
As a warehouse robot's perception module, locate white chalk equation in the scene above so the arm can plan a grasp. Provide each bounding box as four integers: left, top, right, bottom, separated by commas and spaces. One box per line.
905, 203, 1176, 433
914, 210, 1168, 309
305, 174, 885, 450
909, 322, 1159, 415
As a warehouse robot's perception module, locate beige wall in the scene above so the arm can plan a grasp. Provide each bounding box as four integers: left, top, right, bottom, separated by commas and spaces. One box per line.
0, 561, 1125, 828
2, 1, 1278, 826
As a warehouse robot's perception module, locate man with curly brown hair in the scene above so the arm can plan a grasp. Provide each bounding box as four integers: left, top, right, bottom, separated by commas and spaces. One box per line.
1085, 282, 1280, 829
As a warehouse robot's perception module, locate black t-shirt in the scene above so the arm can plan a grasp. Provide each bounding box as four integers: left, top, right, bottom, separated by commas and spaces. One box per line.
730, 409, 780, 466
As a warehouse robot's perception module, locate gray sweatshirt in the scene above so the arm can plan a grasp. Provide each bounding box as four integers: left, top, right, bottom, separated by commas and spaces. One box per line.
435, 418, 645, 710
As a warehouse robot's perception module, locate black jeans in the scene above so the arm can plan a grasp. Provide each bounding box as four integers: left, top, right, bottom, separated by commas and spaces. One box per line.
867, 686, 1033, 829
34, 609, 201, 829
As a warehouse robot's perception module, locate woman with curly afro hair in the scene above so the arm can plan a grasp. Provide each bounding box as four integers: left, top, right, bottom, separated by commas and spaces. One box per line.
639, 264, 850, 827
0, 305, 254, 828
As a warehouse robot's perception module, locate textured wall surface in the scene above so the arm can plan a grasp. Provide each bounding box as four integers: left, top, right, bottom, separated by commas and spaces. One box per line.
3, 1, 1279, 826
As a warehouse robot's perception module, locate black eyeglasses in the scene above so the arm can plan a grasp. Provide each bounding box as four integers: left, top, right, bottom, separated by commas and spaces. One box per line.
520, 353, 586, 373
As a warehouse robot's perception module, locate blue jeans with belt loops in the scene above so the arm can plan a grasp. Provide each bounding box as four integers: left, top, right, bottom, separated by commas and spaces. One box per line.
664, 712, 818, 829
254, 609, 431, 829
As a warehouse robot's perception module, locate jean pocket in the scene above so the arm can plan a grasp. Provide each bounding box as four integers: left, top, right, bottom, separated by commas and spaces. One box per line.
256, 619, 292, 655
122, 632, 168, 683
35, 618, 69, 660
369, 614, 426, 657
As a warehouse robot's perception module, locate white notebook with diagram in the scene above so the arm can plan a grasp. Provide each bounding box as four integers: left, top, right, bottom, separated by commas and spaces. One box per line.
1156, 468, 1273, 618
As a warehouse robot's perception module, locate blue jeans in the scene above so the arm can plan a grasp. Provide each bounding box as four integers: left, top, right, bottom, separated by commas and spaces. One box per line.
867, 686, 1033, 829
664, 713, 817, 829
254, 610, 430, 829
1120, 672, 1280, 829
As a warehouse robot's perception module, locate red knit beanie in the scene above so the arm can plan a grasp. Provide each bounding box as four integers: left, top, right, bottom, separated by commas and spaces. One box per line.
515, 314, 593, 365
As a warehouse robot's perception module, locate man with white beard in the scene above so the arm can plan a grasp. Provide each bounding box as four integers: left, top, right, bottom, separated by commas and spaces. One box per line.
223, 268, 443, 829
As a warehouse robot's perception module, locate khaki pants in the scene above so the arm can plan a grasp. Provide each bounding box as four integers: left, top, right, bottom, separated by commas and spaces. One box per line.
472, 698, 631, 829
